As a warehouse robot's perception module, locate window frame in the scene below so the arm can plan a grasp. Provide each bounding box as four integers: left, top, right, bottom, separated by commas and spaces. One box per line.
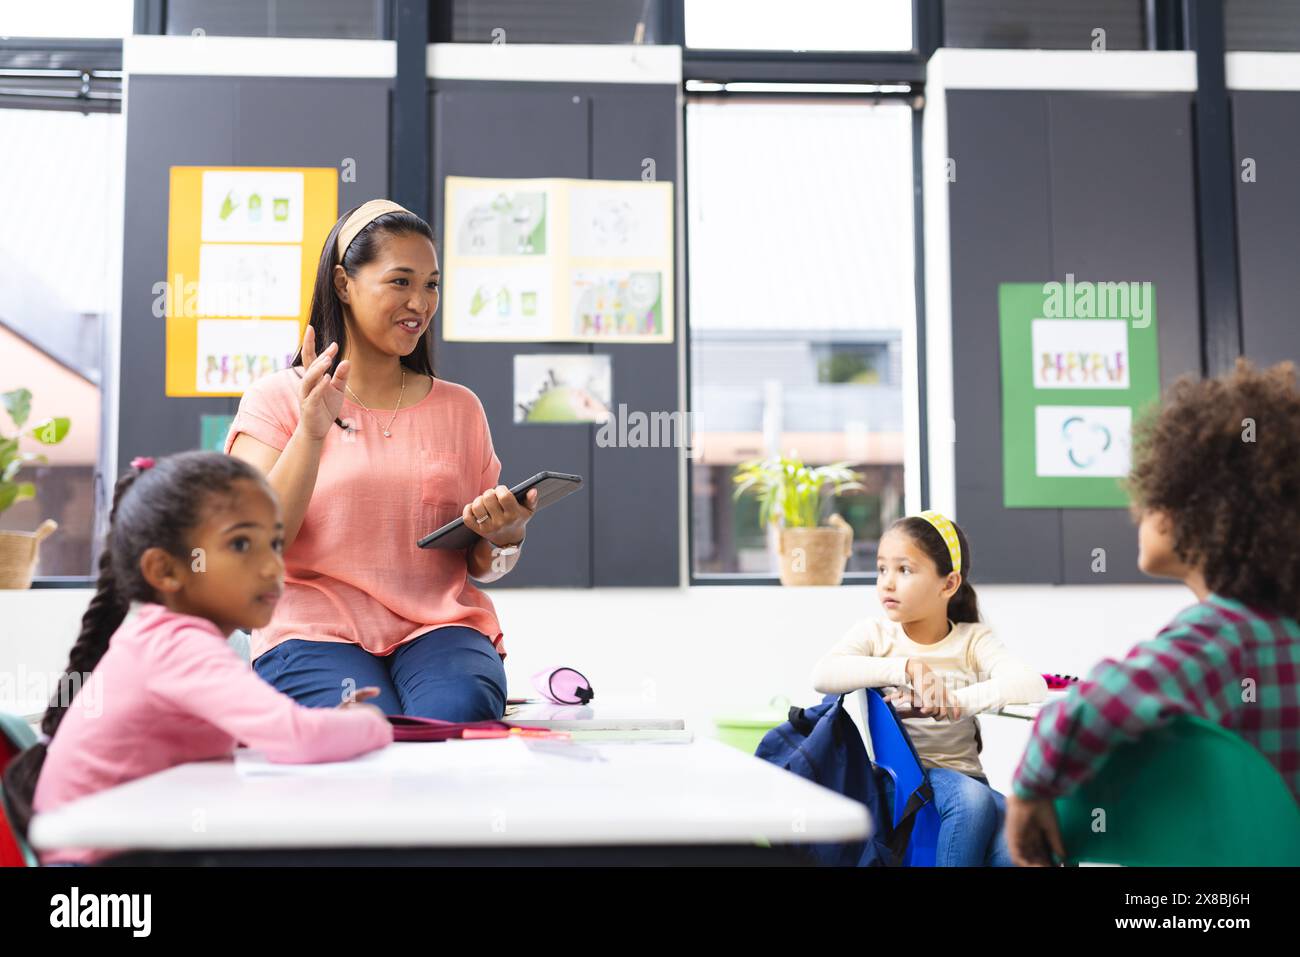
1, 98, 123, 585
680, 82, 928, 585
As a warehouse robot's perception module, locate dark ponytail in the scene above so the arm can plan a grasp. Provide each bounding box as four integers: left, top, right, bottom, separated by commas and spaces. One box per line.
2, 451, 265, 838
296, 203, 439, 387
889, 515, 981, 624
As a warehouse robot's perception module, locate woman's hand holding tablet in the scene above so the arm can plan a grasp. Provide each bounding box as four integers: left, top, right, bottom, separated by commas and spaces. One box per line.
418, 472, 584, 550
463, 484, 539, 547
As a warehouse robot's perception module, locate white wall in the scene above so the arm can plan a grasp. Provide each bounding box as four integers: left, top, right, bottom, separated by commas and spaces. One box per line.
0, 581, 1193, 792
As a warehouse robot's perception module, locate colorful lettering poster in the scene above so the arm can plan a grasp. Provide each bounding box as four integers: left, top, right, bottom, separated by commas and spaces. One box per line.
444, 176, 673, 343
195, 319, 300, 394
165, 166, 337, 397
570, 270, 664, 339
998, 279, 1160, 508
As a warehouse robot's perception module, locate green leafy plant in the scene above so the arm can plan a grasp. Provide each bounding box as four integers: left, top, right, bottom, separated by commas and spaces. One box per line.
732, 453, 864, 530
1, 388, 70, 515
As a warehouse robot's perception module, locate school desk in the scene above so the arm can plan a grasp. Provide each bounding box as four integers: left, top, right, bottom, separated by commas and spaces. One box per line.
28, 737, 871, 865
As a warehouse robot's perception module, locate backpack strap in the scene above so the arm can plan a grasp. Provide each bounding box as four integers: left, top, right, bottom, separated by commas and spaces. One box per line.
788, 705, 815, 736
885, 777, 934, 863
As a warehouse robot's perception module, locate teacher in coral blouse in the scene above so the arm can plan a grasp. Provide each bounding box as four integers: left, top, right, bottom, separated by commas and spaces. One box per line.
226, 200, 537, 721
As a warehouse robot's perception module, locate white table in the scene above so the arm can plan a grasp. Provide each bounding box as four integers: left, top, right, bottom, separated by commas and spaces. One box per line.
29, 737, 871, 865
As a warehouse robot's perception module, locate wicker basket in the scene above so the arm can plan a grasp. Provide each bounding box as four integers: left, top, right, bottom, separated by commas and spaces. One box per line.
0, 519, 58, 589
776, 513, 853, 586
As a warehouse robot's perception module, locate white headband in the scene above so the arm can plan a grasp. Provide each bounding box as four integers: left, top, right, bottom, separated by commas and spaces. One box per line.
336, 199, 410, 258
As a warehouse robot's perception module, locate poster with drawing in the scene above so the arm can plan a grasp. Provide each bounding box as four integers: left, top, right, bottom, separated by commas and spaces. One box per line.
453, 188, 548, 256
196, 244, 302, 318
446, 265, 553, 340
513, 354, 612, 424
200, 170, 305, 244
166, 166, 337, 397
568, 183, 670, 259
998, 280, 1159, 508
570, 270, 664, 339
444, 175, 673, 343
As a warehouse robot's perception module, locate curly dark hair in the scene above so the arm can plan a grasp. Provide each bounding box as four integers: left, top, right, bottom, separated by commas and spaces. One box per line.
1126, 359, 1300, 619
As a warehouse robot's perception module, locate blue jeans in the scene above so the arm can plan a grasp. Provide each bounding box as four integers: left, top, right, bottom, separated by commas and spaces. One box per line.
929, 768, 1013, 867
253, 626, 507, 721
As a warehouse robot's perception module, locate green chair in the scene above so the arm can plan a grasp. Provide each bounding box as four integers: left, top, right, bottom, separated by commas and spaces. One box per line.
1054, 715, 1300, 866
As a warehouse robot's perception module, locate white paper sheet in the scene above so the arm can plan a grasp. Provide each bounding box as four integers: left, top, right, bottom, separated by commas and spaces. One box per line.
234, 738, 543, 778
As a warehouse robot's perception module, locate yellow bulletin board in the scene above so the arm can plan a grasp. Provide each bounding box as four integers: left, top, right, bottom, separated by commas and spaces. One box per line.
164, 166, 337, 396
443, 176, 675, 343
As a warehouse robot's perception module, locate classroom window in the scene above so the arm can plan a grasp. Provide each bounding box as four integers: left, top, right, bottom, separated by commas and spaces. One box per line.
447, 0, 664, 44
684, 0, 914, 52
1225, 0, 1300, 51
0, 0, 133, 38
942, 0, 1147, 50
165, 0, 386, 40
686, 99, 914, 581
0, 107, 122, 578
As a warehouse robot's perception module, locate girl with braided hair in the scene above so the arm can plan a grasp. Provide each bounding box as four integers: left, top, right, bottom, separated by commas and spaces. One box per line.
2, 451, 391, 864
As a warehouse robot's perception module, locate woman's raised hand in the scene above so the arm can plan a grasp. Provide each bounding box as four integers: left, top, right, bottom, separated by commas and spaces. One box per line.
297, 324, 351, 440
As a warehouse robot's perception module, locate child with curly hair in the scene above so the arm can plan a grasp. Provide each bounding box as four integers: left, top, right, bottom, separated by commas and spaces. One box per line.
1006, 360, 1300, 866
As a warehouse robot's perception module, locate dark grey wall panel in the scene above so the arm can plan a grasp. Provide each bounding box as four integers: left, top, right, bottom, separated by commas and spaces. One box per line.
589, 88, 679, 587
234, 77, 388, 213
429, 81, 681, 588
945, 90, 1201, 585
946, 91, 1061, 583
118, 77, 237, 471
1232, 90, 1300, 367
431, 87, 595, 588
116, 75, 388, 473
1047, 92, 1200, 584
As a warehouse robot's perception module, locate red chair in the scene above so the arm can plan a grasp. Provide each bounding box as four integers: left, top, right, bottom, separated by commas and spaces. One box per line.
0, 712, 38, 867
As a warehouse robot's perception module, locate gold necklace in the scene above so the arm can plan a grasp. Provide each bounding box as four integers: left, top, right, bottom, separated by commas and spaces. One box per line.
346, 370, 406, 437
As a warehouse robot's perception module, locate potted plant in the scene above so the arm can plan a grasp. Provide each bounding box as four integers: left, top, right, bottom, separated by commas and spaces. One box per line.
732, 453, 864, 586
0, 388, 69, 588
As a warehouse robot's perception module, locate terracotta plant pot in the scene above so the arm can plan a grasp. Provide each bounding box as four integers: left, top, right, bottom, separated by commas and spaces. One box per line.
776, 513, 853, 586
0, 519, 58, 589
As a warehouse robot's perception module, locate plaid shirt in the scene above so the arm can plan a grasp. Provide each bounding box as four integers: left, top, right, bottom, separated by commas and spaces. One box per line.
1013, 594, 1300, 803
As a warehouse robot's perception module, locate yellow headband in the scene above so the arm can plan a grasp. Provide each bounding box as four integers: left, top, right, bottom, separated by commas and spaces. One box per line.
917, 510, 962, 575
336, 199, 410, 259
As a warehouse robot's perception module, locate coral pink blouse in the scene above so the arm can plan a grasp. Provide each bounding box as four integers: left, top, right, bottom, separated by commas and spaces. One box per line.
224, 368, 504, 661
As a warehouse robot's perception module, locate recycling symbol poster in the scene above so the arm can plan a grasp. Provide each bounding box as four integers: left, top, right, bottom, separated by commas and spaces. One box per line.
997, 278, 1160, 508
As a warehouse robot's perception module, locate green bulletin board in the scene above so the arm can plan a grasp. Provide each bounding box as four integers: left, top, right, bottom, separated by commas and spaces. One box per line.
998, 280, 1160, 508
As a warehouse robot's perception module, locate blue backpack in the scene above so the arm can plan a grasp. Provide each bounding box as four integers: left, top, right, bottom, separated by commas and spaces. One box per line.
755, 693, 931, 866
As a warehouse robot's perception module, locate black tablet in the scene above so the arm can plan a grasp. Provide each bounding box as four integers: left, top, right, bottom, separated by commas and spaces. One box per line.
416, 471, 584, 549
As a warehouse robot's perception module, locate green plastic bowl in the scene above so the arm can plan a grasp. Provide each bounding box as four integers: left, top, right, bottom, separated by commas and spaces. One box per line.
714, 701, 790, 754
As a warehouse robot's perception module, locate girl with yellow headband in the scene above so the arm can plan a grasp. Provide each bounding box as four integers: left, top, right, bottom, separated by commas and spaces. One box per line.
811, 512, 1047, 866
